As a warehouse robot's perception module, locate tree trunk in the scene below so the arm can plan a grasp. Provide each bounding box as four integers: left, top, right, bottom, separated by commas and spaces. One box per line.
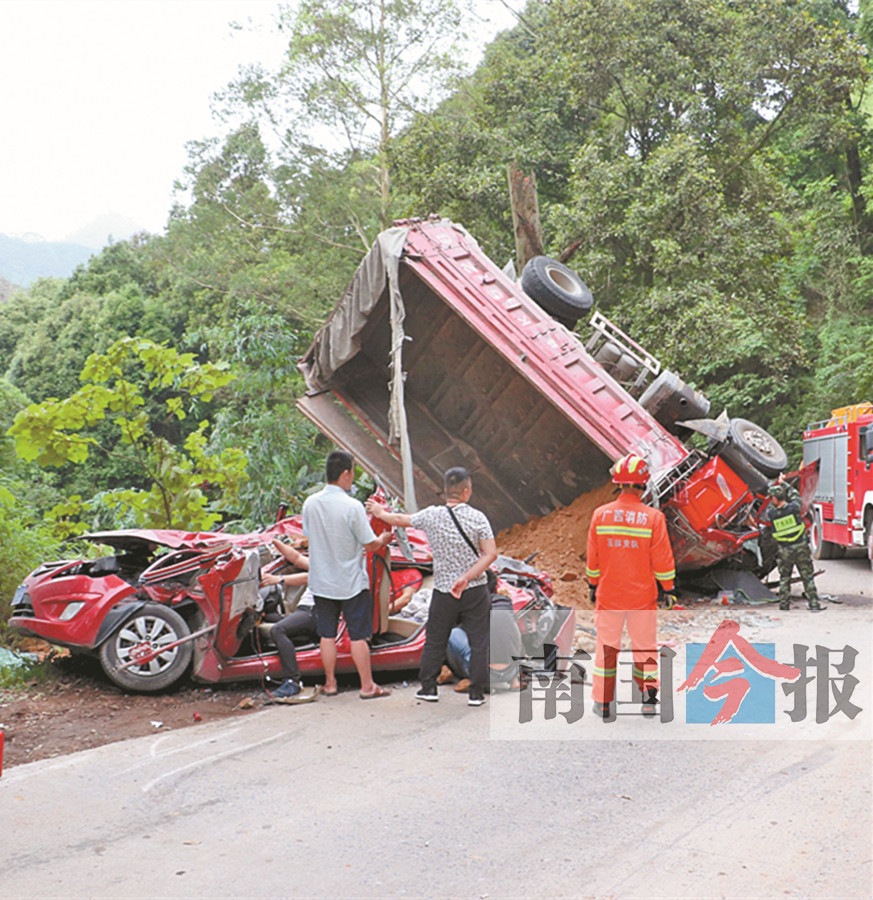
507, 162, 544, 274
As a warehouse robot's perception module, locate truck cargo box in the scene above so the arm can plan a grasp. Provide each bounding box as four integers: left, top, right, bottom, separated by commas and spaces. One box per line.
298, 218, 690, 535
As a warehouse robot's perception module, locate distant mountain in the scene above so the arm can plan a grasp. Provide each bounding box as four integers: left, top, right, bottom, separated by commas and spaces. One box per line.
0, 233, 94, 286
64, 213, 143, 250
0, 275, 21, 302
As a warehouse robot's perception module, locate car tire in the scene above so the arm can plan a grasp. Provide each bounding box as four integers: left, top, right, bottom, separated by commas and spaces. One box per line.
810, 508, 835, 561
722, 418, 788, 479
99, 603, 192, 692
521, 256, 593, 327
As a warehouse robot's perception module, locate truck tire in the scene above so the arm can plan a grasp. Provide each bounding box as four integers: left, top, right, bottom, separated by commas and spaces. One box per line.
810, 508, 836, 560
722, 418, 788, 479
867, 515, 873, 572
521, 257, 593, 328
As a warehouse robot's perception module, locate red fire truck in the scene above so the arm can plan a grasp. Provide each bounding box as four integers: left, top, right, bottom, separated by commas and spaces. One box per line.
803, 403, 873, 568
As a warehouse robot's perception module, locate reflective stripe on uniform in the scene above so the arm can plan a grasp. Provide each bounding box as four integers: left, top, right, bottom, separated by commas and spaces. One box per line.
593, 665, 617, 678
772, 512, 805, 543
595, 525, 653, 539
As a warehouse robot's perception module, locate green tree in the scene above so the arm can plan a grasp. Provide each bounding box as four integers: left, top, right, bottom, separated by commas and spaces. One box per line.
0, 481, 61, 640
219, 0, 471, 231
397, 0, 869, 447
163, 124, 357, 332
193, 299, 327, 528
7, 337, 246, 531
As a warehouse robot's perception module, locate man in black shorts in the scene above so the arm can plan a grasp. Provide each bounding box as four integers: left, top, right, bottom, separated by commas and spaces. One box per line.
303, 451, 393, 698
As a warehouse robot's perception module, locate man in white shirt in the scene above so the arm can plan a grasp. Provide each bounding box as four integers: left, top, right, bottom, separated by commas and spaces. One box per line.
303, 450, 392, 698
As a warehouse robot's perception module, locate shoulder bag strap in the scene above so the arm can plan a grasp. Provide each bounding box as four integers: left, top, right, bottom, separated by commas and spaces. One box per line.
445, 505, 480, 560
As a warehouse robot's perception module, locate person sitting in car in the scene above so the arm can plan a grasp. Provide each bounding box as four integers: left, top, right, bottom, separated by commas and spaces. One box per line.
444, 570, 522, 693
260, 539, 316, 701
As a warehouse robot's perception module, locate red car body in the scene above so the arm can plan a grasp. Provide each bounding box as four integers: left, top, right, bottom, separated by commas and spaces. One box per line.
9, 516, 575, 693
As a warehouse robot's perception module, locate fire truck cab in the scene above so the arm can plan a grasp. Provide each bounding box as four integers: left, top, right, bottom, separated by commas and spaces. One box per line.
802, 403, 873, 568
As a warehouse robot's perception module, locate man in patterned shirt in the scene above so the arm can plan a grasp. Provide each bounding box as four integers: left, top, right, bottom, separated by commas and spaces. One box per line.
366, 466, 497, 706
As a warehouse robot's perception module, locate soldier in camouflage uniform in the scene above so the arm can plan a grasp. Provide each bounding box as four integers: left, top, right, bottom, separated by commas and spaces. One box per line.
764, 483, 822, 611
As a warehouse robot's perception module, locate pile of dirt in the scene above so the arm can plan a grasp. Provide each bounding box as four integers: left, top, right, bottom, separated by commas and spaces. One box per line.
497, 481, 617, 609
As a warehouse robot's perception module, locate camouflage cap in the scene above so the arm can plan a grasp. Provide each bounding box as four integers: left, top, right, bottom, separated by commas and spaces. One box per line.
768, 483, 789, 500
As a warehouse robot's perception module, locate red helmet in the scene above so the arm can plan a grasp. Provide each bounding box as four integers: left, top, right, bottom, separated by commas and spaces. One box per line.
612, 454, 649, 485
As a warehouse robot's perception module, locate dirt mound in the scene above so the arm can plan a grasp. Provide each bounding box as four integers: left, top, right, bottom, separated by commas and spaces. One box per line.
497, 482, 617, 608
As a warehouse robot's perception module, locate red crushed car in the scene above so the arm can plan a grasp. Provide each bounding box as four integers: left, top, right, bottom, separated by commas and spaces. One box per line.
9, 516, 574, 693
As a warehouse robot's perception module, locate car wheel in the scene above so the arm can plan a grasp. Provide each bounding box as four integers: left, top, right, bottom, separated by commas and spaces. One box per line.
521, 256, 593, 327
722, 418, 788, 479
810, 508, 835, 561
99, 603, 192, 692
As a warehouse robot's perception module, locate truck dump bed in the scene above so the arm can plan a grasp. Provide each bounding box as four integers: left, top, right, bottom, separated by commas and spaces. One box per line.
298, 217, 689, 534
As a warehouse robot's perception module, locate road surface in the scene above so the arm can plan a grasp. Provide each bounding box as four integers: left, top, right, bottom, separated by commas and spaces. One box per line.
0, 557, 869, 899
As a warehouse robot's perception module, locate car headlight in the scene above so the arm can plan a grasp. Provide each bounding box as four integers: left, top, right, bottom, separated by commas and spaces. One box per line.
12, 584, 29, 607
59, 601, 86, 621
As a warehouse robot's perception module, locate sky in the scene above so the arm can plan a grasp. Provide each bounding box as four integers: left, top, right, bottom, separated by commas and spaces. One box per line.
0, 1, 515, 249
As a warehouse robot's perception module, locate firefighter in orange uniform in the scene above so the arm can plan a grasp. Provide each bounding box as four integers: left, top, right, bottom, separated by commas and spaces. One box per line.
586, 454, 676, 719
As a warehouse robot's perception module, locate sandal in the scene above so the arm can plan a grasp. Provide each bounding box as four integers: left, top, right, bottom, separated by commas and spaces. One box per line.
359, 685, 390, 699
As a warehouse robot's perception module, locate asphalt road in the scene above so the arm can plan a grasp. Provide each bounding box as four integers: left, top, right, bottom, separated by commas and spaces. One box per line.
1, 557, 870, 900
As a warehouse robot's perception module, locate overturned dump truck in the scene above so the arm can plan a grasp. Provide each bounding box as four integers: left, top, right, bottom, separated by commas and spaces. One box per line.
298, 216, 798, 585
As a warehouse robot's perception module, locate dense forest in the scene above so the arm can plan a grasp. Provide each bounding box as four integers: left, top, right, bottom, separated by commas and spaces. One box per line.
2, 0, 873, 620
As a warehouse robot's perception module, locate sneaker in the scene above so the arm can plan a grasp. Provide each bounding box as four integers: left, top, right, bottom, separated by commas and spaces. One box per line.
415, 686, 439, 702
641, 688, 658, 717
468, 691, 486, 706
454, 678, 471, 693
273, 678, 302, 700
808, 600, 822, 611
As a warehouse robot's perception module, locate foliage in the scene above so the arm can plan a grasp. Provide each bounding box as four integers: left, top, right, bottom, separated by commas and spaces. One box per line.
0, 481, 61, 643
7, 337, 246, 531
394, 0, 870, 457
165, 124, 361, 333
0, 377, 29, 471
2, 275, 186, 406
0, 653, 58, 687
2, 0, 873, 534
193, 299, 327, 528
218, 0, 471, 230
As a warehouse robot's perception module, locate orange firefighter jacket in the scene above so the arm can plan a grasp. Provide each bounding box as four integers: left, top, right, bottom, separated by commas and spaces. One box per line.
586, 491, 676, 609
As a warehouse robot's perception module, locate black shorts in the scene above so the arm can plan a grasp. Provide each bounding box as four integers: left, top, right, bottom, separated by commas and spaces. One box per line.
314, 590, 373, 641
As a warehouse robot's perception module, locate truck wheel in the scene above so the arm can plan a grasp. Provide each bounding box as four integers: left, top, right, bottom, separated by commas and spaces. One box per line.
98, 603, 192, 692
810, 509, 835, 561
521, 257, 593, 327
723, 418, 788, 478
867, 517, 873, 572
